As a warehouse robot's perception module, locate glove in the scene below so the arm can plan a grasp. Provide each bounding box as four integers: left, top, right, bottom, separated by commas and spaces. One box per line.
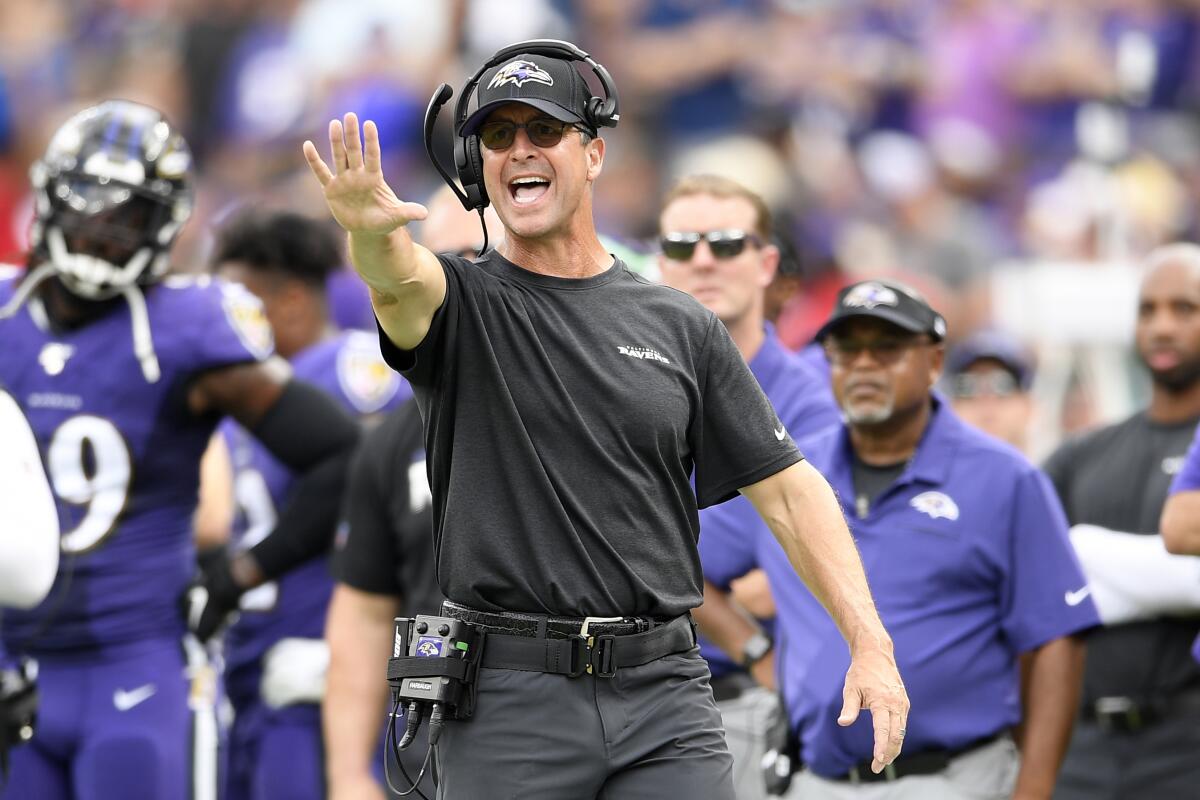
183, 549, 245, 642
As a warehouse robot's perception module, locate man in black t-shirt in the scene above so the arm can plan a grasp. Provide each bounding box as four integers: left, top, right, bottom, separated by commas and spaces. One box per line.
303, 40, 907, 799
1044, 244, 1200, 800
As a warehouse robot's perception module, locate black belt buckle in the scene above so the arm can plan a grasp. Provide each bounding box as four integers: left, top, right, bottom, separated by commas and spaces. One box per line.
578, 617, 622, 678
590, 635, 617, 678
565, 635, 589, 678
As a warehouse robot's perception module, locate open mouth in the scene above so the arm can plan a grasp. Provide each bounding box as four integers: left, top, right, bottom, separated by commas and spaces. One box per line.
509, 176, 551, 205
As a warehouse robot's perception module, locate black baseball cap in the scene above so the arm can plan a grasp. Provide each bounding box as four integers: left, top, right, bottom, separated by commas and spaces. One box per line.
946, 329, 1034, 389
815, 279, 947, 342
460, 54, 594, 137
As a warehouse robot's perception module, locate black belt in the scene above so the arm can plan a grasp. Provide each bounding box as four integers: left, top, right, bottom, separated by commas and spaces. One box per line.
710, 671, 759, 703
1082, 687, 1200, 733
834, 732, 1005, 784
441, 602, 697, 678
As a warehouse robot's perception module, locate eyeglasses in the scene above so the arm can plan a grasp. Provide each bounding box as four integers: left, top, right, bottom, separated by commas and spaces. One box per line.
824, 336, 930, 366
477, 117, 577, 151
950, 371, 1020, 399
660, 230, 763, 261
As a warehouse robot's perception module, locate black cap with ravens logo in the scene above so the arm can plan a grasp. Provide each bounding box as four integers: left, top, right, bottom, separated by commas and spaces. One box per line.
460, 55, 595, 137
815, 279, 947, 342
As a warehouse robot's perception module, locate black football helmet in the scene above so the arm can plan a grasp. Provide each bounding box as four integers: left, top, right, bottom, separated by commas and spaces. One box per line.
28, 100, 194, 300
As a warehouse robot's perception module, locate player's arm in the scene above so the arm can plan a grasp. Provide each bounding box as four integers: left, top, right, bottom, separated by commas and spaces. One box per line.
693, 580, 776, 690
0, 389, 59, 609
1013, 635, 1086, 799
186, 360, 360, 638
1162, 491, 1200, 554
1069, 523, 1200, 623
303, 113, 445, 350
324, 584, 398, 800
193, 433, 234, 550
741, 460, 908, 775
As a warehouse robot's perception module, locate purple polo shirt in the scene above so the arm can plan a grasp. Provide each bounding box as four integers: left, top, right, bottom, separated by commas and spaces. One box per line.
702, 398, 1099, 778
698, 327, 840, 676
1168, 424, 1200, 663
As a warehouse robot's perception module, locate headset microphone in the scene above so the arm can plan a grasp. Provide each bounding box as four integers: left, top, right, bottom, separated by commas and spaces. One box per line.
423, 84, 470, 211
422, 82, 492, 255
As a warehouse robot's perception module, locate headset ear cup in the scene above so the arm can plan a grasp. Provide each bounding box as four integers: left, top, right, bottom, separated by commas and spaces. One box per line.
466, 136, 487, 208
597, 99, 617, 127
454, 135, 488, 210
586, 97, 604, 131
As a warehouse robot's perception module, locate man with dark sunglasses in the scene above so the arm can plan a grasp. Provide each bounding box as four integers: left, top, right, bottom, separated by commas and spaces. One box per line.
658, 174, 840, 799
304, 45, 907, 799
700, 279, 1098, 798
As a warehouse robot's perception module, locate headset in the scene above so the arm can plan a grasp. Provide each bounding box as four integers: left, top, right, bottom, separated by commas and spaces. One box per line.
423, 39, 620, 217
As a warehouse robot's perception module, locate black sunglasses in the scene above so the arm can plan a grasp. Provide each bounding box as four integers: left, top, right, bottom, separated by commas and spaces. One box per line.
660, 230, 763, 261
477, 117, 576, 151
823, 335, 931, 366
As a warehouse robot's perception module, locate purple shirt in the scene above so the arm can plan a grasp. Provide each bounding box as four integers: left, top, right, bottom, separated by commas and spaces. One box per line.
221, 330, 408, 701
0, 274, 271, 653
702, 398, 1099, 778
698, 327, 840, 676
1169, 424, 1200, 494
1167, 423, 1200, 664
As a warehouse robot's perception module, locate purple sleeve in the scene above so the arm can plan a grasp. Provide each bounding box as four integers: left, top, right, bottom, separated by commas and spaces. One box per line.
698, 500, 760, 589
1000, 467, 1100, 652
1170, 424, 1200, 494
176, 278, 274, 369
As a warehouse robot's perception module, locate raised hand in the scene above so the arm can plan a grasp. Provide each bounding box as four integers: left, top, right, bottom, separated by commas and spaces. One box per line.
302, 113, 428, 236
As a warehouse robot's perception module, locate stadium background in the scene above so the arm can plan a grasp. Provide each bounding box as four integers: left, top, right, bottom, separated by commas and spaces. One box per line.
1, 0, 1197, 458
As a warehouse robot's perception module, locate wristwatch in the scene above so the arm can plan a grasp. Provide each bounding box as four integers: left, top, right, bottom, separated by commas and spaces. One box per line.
740, 631, 774, 667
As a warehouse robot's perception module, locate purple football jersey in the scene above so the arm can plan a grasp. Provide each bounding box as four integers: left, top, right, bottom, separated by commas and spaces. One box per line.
221, 329, 408, 700
0, 274, 273, 653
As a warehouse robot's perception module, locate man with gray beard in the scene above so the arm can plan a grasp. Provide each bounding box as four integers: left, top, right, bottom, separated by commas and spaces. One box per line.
1045, 243, 1200, 800
699, 278, 1097, 798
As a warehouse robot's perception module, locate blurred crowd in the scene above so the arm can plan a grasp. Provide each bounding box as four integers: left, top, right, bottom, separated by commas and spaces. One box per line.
4, 0, 1200, 454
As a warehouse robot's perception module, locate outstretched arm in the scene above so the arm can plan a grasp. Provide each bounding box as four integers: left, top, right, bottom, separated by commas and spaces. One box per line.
303, 113, 446, 351
741, 460, 908, 775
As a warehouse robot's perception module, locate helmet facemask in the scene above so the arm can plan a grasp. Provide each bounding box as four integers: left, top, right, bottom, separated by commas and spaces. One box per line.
2, 101, 196, 383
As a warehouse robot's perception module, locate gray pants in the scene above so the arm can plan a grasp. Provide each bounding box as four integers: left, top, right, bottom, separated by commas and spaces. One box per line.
1054, 707, 1200, 800
784, 735, 1019, 800
433, 647, 734, 799
714, 680, 778, 800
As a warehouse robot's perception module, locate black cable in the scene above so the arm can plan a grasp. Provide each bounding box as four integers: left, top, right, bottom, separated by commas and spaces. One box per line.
397, 700, 423, 750
398, 743, 435, 798
427, 703, 446, 746
383, 698, 432, 800
476, 208, 490, 256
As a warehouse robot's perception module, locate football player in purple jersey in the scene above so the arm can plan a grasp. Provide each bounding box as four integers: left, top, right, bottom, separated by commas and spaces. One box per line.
0, 101, 359, 800
195, 209, 408, 800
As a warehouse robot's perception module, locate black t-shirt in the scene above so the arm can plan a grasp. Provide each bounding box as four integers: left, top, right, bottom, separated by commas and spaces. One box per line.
1043, 411, 1200, 702
379, 252, 801, 618
332, 399, 444, 617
